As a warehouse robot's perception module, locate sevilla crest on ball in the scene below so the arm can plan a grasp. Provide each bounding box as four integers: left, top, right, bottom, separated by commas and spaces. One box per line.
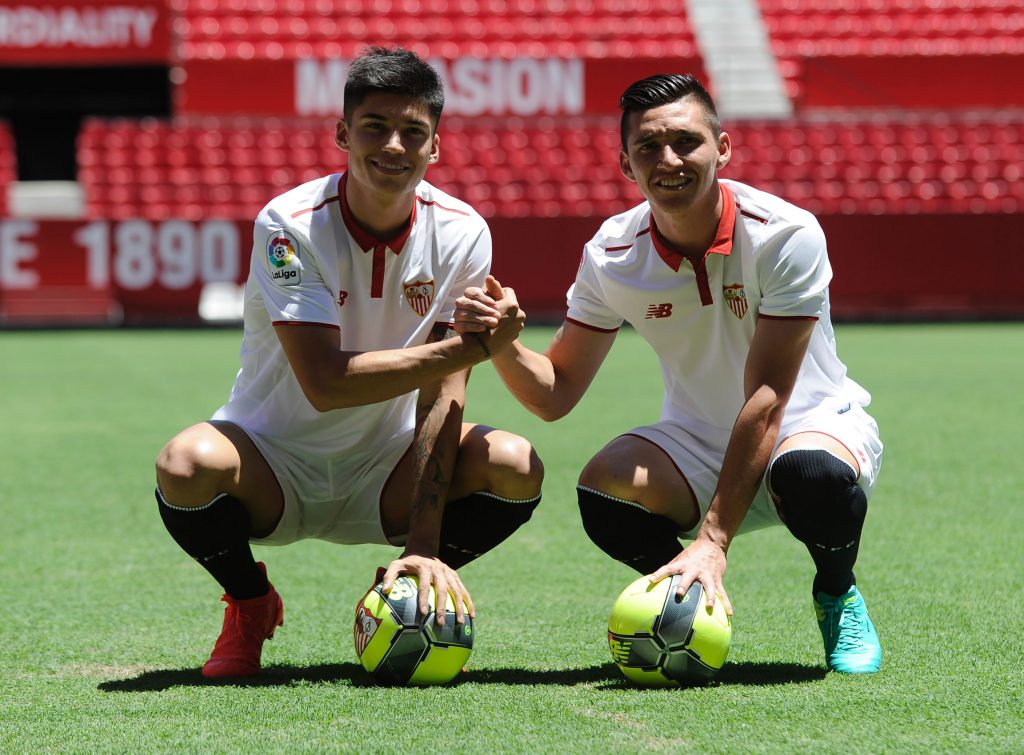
353, 605, 380, 656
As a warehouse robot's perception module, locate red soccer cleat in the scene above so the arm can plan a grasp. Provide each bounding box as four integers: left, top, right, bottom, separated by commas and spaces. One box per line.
201, 562, 284, 679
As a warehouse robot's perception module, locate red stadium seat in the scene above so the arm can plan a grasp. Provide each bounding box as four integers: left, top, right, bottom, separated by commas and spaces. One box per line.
761, 0, 1024, 108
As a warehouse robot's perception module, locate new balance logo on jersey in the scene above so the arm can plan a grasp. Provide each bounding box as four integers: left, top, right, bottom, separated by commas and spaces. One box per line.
645, 303, 673, 319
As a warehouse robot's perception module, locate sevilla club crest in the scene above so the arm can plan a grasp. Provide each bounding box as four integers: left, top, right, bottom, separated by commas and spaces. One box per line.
723, 283, 748, 320
403, 279, 435, 317
354, 605, 380, 656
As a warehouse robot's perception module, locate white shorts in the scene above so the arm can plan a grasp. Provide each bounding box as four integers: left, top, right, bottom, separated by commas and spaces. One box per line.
627, 402, 883, 538
234, 423, 414, 547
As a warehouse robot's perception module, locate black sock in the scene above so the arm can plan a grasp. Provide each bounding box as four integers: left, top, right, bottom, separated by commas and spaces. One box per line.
768, 450, 867, 597
808, 520, 863, 598
437, 492, 541, 570
577, 486, 682, 574
156, 488, 269, 599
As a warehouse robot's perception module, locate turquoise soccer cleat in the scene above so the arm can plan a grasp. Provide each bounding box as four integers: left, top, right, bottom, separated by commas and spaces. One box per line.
814, 585, 882, 674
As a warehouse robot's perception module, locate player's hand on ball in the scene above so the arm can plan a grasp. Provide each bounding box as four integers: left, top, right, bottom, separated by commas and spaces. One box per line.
648, 537, 733, 616
380, 554, 474, 626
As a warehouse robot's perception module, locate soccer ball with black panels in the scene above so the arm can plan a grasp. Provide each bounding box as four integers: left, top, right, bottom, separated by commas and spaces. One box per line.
353, 574, 473, 685
608, 575, 732, 686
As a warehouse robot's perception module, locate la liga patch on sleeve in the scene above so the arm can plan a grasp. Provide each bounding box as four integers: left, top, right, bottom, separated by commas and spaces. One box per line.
266, 230, 303, 286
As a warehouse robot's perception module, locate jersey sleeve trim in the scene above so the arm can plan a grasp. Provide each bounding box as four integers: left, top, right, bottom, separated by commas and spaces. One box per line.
271, 321, 341, 330
565, 316, 620, 333
757, 313, 819, 322
738, 207, 769, 224
290, 195, 340, 218
417, 196, 471, 216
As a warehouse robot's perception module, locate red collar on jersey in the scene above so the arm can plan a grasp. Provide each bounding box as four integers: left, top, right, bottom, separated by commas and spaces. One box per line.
649, 183, 736, 273
338, 171, 417, 254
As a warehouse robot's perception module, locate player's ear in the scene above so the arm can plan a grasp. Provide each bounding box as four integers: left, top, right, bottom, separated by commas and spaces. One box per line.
428, 132, 440, 164
335, 119, 350, 152
619, 150, 637, 183
716, 131, 732, 170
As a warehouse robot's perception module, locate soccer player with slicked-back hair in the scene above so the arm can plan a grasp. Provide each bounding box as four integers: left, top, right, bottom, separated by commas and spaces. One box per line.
456, 74, 884, 674
154, 46, 543, 679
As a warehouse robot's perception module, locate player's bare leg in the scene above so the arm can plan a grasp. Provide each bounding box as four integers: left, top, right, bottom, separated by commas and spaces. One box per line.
576, 434, 700, 574
446, 424, 544, 501
767, 431, 881, 673
155, 420, 286, 678
156, 420, 284, 535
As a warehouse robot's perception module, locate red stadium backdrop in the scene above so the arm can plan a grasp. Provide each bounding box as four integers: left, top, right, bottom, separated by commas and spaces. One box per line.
2, 214, 1022, 325
1, 0, 1021, 324
799, 55, 1024, 109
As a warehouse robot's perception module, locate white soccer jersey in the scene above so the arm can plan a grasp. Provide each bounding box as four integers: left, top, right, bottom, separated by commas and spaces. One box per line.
566, 179, 870, 444
213, 172, 491, 459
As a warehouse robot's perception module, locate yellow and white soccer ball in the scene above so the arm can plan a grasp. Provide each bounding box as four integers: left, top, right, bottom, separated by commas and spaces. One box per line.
353, 574, 473, 685
608, 574, 732, 687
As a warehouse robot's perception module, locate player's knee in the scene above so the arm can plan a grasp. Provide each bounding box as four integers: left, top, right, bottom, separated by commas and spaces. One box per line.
485, 435, 544, 499
578, 451, 637, 502
155, 430, 229, 502
767, 449, 866, 546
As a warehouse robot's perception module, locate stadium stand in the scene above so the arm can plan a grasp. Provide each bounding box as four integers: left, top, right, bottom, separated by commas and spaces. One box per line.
726, 114, 1024, 214
172, 0, 699, 60
759, 0, 1024, 106
79, 113, 1022, 220
0, 121, 15, 216
761, 0, 1023, 56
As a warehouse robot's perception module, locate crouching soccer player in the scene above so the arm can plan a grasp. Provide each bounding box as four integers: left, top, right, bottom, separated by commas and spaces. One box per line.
455, 74, 883, 673
154, 47, 543, 678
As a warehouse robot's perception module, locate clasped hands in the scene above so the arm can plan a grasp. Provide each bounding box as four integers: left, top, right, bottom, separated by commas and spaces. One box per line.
454, 275, 524, 354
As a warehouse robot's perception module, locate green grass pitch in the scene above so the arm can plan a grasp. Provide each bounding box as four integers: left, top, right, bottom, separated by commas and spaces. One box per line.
1, 323, 1022, 752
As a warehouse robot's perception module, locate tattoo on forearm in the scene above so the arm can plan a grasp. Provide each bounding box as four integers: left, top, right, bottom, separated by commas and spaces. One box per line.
410, 395, 455, 515
412, 454, 447, 514
411, 441, 450, 514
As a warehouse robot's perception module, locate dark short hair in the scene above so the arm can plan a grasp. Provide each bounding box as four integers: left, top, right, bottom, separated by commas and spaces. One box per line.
619, 74, 720, 149
344, 46, 445, 129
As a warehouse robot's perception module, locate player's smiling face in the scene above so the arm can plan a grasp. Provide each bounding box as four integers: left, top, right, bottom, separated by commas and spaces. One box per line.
336, 92, 440, 201
619, 97, 731, 214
